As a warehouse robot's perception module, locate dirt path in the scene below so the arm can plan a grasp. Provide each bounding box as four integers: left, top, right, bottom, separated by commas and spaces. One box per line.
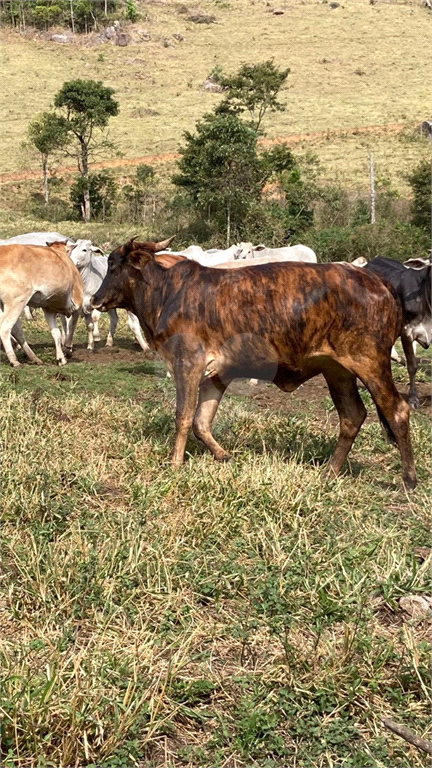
0, 123, 406, 184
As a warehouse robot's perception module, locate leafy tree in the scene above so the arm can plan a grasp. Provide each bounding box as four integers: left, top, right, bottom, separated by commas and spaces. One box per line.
28, 112, 68, 204
212, 60, 290, 132
173, 113, 262, 244
54, 79, 119, 221
70, 171, 117, 220
407, 160, 431, 232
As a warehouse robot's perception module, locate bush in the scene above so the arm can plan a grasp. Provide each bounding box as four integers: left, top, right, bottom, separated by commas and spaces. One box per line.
307, 221, 430, 263
70, 172, 117, 221
407, 160, 431, 232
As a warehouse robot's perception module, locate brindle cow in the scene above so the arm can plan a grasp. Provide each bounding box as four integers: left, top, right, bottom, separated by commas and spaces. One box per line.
92, 239, 417, 489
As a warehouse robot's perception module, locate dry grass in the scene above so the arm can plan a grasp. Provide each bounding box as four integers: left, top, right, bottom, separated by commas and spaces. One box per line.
0, 0, 430, 192
1, 315, 431, 766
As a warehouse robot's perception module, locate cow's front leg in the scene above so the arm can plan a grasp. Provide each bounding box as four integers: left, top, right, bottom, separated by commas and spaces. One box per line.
64, 310, 80, 357
43, 310, 67, 366
92, 309, 102, 342
84, 312, 95, 351
105, 309, 118, 347
193, 375, 232, 461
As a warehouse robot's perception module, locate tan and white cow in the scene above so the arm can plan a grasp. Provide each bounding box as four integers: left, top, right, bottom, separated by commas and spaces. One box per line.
0, 242, 83, 367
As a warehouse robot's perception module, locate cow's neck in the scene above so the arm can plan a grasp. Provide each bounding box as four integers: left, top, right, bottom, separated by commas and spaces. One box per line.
127, 260, 175, 342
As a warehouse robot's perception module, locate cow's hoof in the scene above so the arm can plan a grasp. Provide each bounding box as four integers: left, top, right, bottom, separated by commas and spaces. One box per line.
11, 361, 21, 369
31, 357, 44, 366
93, 335, 101, 342
86, 346, 95, 352
408, 397, 420, 410
65, 347, 73, 359
215, 452, 232, 463
105, 341, 113, 348
58, 358, 68, 367
403, 474, 417, 491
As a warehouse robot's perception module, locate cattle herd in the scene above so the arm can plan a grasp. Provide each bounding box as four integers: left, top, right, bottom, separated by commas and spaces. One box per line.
0, 231, 430, 489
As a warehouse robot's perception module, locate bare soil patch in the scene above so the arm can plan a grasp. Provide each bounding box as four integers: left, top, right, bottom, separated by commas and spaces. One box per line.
69, 341, 431, 419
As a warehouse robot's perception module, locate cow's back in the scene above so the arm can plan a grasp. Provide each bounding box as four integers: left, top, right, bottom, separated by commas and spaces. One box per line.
157, 260, 401, 360
0, 243, 83, 312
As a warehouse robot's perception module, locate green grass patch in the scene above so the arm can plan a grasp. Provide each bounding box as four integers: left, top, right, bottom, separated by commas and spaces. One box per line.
1, 317, 430, 766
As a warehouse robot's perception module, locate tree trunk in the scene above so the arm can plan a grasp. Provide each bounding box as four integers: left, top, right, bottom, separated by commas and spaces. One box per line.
20, 0, 26, 31
370, 152, 376, 224
226, 201, 231, 247
42, 156, 49, 204
70, 0, 75, 33
80, 140, 91, 222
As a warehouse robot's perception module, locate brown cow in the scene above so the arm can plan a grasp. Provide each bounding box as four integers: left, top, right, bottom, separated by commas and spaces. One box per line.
0, 242, 83, 367
92, 239, 417, 489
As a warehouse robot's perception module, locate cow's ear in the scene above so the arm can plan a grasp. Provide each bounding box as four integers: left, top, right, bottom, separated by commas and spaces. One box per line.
128, 250, 152, 271
122, 237, 138, 256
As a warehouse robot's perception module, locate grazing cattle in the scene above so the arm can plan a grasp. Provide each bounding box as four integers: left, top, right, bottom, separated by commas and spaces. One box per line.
366, 257, 431, 408
0, 242, 83, 366
0, 232, 71, 246
92, 239, 417, 489
66, 239, 155, 354
236, 242, 317, 263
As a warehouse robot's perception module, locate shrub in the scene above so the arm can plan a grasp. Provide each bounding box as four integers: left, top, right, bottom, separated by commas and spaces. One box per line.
70, 172, 117, 220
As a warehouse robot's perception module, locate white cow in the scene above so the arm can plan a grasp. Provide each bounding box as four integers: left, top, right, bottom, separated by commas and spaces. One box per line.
236, 242, 317, 263
0, 232, 71, 246
66, 239, 150, 353
160, 244, 240, 266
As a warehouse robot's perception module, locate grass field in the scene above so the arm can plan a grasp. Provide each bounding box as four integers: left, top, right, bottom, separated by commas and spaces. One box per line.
1, 314, 431, 767
1, 1, 431, 765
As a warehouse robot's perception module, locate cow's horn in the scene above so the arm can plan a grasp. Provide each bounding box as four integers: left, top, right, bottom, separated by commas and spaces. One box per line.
154, 235, 175, 251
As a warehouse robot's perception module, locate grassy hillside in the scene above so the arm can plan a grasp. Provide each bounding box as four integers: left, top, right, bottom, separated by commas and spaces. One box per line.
1, 0, 430, 196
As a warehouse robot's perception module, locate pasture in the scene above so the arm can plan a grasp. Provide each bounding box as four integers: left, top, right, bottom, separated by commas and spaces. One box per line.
1, 313, 431, 767
1, 0, 431, 764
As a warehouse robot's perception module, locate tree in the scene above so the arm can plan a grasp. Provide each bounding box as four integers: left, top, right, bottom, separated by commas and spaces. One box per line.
173, 113, 262, 245
28, 112, 68, 204
407, 160, 431, 233
212, 60, 290, 132
54, 79, 119, 221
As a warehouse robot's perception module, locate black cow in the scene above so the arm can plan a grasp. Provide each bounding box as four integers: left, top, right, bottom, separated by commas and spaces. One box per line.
366, 257, 431, 408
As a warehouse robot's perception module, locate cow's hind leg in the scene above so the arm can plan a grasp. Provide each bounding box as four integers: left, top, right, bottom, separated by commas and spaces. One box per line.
10, 318, 43, 365
0, 295, 32, 367
169, 345, 207, 467
193, 375, 232, 462
359, 362, 416, 490
324, 368, 367, 477
401, 334, 420, 409
43, 310, 67, 366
